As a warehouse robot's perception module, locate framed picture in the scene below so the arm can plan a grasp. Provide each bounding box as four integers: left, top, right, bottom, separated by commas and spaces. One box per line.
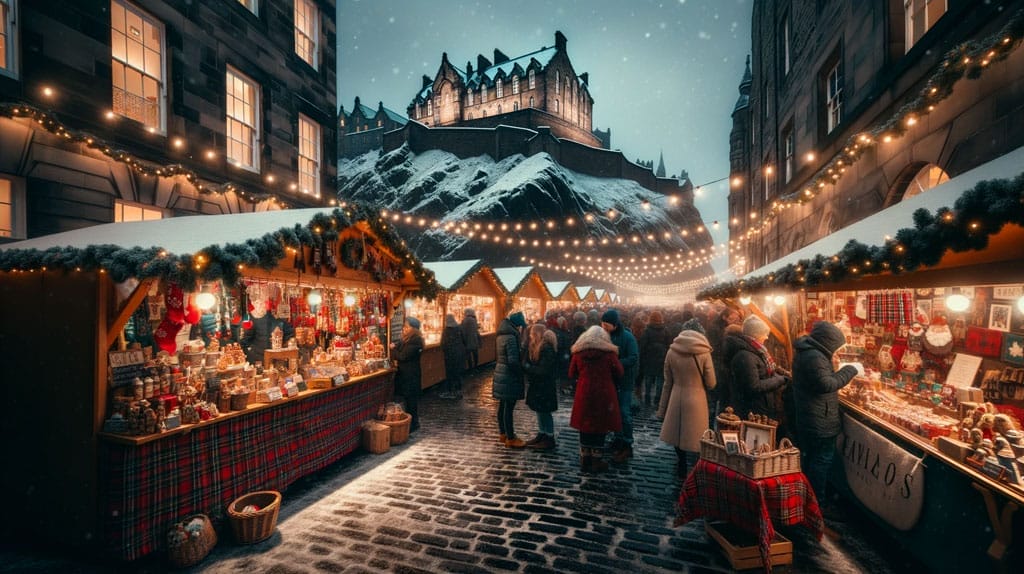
721, 431, 741, 455
741, 421, 777, 452
1002, 333, 1024, 366
993, 285, 1024, 300
989, 303, 1012, 332
916, 299, 933, 322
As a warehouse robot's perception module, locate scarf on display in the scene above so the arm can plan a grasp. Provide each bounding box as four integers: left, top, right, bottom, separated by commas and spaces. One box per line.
867, 291, 914, 325
745, 335, 778, 376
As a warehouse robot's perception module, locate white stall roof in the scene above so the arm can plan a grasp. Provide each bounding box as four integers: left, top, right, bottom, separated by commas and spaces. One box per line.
594, 288, 606, 300
0, 208, 334, 254
742, 145, 1024, 280
575, 285, 593, 299
422, 259, 483, 290
491, 266, 535, 295
544, 280, 573, 298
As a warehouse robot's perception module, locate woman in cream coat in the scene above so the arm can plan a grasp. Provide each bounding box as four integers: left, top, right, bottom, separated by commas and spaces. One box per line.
657, 328, 716, 478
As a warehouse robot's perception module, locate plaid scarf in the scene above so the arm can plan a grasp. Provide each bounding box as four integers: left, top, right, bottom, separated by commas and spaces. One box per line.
746, 336, 778, 376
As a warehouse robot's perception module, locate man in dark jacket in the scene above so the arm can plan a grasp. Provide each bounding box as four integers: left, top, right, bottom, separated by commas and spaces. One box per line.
725, 316, 789, 427
601, 308, 639, 462
707, 308, 740, 409
494, 311, 528, 448
441, 314, 467, 399
241, 309, 295, 365
637, 311, 672, 406
461, 308, 482, 370
792, 321, 862, 504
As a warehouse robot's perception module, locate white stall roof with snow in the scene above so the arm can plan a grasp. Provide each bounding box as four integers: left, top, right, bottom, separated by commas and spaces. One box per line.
422, 259, 483, 290
544, 280, 573, 299
594, 288, 606, 300
491, 266, 536, 295
575, 285, 593, 299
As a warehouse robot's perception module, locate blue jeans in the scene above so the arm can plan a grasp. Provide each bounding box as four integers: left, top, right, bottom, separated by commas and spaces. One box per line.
801, 435, 837, 503
536, 411, 554, 436
615, 384, 634, 445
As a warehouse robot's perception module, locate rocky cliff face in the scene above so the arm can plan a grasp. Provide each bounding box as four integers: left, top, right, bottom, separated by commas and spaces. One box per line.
337, 145, 714, 280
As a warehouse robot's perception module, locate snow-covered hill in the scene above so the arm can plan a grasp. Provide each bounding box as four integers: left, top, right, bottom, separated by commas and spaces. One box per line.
337, 145, 714, 281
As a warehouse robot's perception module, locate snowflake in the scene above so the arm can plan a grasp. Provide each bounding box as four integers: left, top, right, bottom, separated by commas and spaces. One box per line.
1011, 340, 1024, 359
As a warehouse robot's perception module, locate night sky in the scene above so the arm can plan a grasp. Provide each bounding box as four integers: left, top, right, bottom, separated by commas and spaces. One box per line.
337, 0, 753, 265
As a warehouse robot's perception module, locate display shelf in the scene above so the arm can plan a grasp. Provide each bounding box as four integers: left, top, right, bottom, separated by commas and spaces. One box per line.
98, 369, 395, 446
841, 398, 1024, 505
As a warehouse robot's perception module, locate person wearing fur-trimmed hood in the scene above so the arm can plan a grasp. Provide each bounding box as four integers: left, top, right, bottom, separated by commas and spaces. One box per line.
569, 326, 624, 472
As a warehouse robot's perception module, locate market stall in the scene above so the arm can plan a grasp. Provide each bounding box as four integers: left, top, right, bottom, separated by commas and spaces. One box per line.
491, 266, 553, 322
407, 259, 505, 388
0, 207, 437, 561
593, 288, 611, 306
544, 280, 579, 314
575, 285, 598, 307
700, 145, 1024, 572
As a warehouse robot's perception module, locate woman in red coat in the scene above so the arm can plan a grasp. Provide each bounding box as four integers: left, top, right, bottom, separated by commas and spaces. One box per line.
569, 325, 624, 472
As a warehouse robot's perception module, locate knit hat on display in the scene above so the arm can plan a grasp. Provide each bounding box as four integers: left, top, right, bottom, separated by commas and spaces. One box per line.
508, 311, 527, 328
406, 317, 421, 329
743, 315, 771, 338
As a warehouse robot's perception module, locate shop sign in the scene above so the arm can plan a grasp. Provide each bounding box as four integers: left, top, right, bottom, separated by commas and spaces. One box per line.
838, 414, 925, 531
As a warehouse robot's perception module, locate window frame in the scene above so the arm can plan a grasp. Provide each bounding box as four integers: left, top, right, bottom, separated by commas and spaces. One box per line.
0, 176, 25, 239
496, 78, 503, 98
781, 13, 791, 77
237, 0, 257, 16
783, 123, 794, 184
113, 199, 164, 223
0, 0, 17, 79
825, 58, 843, 134
512, 75, 519, 95
110, 0, 166, 133
297, 114, 321, 199
294, 0, 319, 69
528, 69, 535, 89
905, 0, 948, 52
225, 66, 261, 172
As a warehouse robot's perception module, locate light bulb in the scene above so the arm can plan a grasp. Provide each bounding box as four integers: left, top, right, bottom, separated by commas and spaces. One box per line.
404, 298, 414, 310
344, 294, 357, 307
307, 290, 322, 307
739, 295, 752, 306
1017, 295, 1024, 314
946, 294, 970, 312
774, 295, 786, 306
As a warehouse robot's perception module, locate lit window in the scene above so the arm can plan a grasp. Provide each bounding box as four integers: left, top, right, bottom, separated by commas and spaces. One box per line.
427, 99, 432, 115
783, 126, 794, 183
782, 16, 791, 76
226, 66, 260, 171
513, 101, 519, 111
554, 99, 559, 113
466, 91, 473, 106
903, 164, 949, 200
111, 0, 165, 132
496, 78, 503, 98
528, 69, 535, 89
0, 178, 17, 238
825, 60, 843, 133
1, 0, 17, 78
114, 200, 163, 222
237, 0, 257, 15
294, 0, 318, 68
555, 70, 559, 94
512, 75, 519, 95
298, 115, 320, 198
905, 0, 947, 52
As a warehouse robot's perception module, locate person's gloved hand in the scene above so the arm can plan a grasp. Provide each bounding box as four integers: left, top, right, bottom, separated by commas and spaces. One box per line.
839, 362, 865, 376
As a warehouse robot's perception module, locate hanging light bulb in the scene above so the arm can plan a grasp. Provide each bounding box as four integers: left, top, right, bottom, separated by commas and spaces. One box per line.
307, 289, 323, 307
773, 295, 786, 306
195, 292, 216, 311
946, 288, 970, 312
344, 293, 357, 307
739, 295, 752, 306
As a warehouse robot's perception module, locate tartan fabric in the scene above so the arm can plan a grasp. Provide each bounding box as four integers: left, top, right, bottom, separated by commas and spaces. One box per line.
867, 291, 914, 326
675, 459, 823, 572
99, 371, 393, 561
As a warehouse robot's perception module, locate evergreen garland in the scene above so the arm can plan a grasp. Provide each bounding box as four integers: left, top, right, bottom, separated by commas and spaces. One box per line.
698, 173, 1024, 300
0, 204, 441, 300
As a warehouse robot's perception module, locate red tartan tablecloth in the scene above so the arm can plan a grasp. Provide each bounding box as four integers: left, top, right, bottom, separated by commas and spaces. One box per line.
675, 459, 823, 572
99, 371, 393, 561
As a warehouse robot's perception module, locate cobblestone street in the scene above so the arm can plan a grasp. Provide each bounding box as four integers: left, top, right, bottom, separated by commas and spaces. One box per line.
3, 367, 913, 573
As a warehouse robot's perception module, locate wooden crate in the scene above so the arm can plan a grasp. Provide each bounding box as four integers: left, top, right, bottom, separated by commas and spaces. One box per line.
705, 521, 792, 571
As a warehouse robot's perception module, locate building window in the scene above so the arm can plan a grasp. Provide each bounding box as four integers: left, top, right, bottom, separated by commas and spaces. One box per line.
528, 69, 535, 89
512, 75, 519, 95
110, 0, 165, 132
114, 199, 163, 222
1, 0, 17, 78
294, 0, 318, 68
226, 66, 260, 171
298, 115, 320, 198
237, 0, 257, 15
415, 104, 420, 118
783, 125, 794, 184
513, 101, 519, 111
555, 70, 559, 94
763, 156, 772, 201
497, 105, 501, 114
554, 99, 559, 113
496, 78, 503, 98
825, 59, 843, 133
905, 0, 947, 52
529, 96, 534, 107
427, 99, 432, 115
466, 91, 473, 106
480, 85, 487, 103
0, 177, 21, 238
781, 15, 791, 76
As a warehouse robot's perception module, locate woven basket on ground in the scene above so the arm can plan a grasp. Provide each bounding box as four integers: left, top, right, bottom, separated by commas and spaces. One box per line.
166, 514, 217, 568
380, 412, 411, 445
227, 490, 281, 544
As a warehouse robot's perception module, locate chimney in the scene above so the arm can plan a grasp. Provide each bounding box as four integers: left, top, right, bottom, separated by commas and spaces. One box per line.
493, 48, 509, 64
555, 31, 567, 51
477, 54, 492, 71
579, 72, 589, 85
466, 61, 474, 77
422, 75, 432, 89
354, 96, 361, 109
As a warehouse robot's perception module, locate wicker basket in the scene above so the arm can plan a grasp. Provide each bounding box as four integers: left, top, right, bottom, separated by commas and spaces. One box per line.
362, 421, 391, 453
166, 514, 217, 568
380, 413, 412, 445
229, 391, 252, 411
699, 430, 801, 479
227, 490, 281, 544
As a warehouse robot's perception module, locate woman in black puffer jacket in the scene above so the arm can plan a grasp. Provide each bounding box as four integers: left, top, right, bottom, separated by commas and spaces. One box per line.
725, 316, 789, 426
792, 320, 861, 503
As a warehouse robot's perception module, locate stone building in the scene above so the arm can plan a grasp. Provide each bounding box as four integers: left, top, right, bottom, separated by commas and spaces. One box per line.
728, 0, 1024, 274
406, 31, 603, 148
338, 96, 407, 158
0, 0, 337, 242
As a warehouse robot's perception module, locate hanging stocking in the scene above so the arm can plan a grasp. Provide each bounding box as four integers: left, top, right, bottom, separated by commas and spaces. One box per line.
153, 317, 184, 353
166, 283, 185, 323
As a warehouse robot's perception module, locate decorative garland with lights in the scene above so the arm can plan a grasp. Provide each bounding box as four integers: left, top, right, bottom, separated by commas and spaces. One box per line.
744, 8, 1024, 233
0, 102, 290, 208
0, 205, 441, 299
698, 173, 1024, 300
